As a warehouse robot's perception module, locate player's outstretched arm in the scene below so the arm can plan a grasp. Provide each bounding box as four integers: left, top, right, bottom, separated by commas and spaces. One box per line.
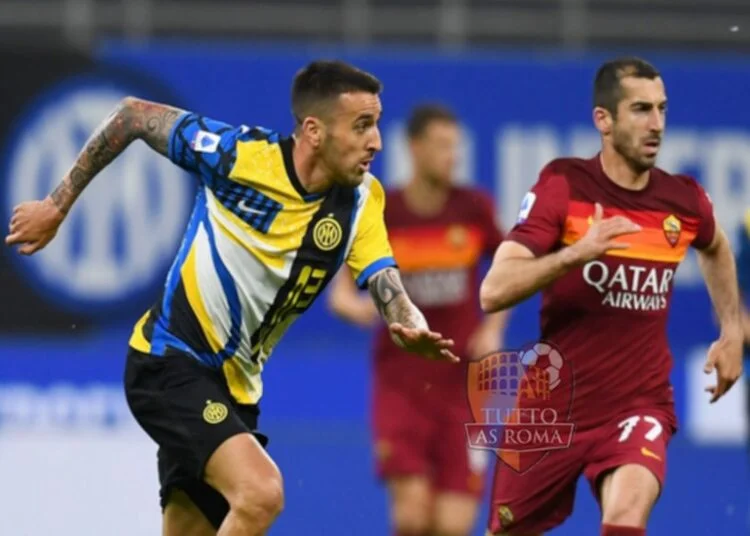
50, 97, 184, 215
479, 240, 579, 313
367, 267, 459, 362
5, 97, 184, 254
696, 225, 744, 403
480, 203, 641, 312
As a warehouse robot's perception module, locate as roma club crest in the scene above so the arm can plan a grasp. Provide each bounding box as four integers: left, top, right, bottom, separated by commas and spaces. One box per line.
447, 224, 467, 248
662, 214, 681, 248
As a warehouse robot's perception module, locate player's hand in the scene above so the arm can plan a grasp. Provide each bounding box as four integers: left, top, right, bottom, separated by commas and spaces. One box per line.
568, 203, 641, 265
4, 197, 65, 255
389, 323, 459, 363
703, 334, 743, 404
467, 320, 502, 361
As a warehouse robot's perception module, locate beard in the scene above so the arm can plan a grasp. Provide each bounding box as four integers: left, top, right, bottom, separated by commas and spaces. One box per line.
612, 128, 657, 174
320, 139, 352, 185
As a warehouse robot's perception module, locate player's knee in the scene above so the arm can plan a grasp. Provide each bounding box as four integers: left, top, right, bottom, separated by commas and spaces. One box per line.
228, 473, 285, 528
601, 465, 659, 527
601, 490, 651, 527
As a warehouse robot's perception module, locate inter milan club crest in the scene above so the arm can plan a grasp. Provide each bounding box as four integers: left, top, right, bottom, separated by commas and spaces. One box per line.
313, 214, 343, 251
662, 214, 681, 247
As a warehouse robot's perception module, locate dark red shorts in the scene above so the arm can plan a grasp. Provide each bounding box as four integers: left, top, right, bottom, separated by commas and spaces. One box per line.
487, 406, 675, 534
372, 376, 490, 497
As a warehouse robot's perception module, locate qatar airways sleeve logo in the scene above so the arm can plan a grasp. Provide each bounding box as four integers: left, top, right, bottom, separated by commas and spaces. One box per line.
582, 261, 675, 311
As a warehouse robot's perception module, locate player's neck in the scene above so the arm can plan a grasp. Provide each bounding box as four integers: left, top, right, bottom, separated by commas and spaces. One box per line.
599, 148, 650, 191
403, 176, 450, 217
291, 137, 336, 194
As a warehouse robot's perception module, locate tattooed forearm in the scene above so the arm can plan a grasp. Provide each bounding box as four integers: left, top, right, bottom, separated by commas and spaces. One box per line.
368, 268, 428, 330
49, 97, 184, 214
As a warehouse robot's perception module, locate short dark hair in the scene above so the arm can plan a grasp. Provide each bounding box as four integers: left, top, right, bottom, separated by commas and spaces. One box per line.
406, 103, 458, 139
593, 57, 661, 116
291, 60, 382, 125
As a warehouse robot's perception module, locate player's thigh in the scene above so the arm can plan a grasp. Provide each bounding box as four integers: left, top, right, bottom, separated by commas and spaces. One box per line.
203, 432, 284, 514
163, 488, 216, 536
433, 405, 491, 498
433, 492, 481, 536
597, 464, 660, 527
486, 448, 583, 535
584, 408, 673, 526
387, 476, 434, 534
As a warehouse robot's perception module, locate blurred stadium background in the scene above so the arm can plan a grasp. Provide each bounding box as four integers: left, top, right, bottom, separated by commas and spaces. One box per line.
1, 1, 749, 534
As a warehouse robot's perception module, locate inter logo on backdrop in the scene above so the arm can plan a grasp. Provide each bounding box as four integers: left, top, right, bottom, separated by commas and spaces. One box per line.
1, 77, 194, 316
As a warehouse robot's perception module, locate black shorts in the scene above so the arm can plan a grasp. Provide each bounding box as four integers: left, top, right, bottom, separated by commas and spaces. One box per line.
124, 347, 269, 528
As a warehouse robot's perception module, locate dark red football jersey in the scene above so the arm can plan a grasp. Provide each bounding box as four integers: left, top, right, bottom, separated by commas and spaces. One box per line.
505, 155, 715, 431
373, 187, 504, 391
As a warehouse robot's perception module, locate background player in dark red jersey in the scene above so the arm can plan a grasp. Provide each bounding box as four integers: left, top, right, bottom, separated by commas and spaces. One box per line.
479, 57, 744, 536
329, 104, 509, 536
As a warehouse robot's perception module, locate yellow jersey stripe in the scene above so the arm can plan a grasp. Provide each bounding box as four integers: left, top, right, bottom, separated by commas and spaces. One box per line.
129, 310, 152, 353
222, 358, 257, 404
181, 243, 224, 353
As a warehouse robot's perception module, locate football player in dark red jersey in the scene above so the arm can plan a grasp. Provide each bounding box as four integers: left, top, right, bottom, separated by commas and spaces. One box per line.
329, 104, 509, 536
480, 57, 743, 536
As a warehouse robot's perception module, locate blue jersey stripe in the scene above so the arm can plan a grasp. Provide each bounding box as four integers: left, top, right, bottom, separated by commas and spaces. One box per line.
150, 189, 207, 356
202, 209, 243, 365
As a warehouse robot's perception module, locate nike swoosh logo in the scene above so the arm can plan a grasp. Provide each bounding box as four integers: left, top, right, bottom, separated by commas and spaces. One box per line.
237, 199, 266, 216
640, 447, 662, 461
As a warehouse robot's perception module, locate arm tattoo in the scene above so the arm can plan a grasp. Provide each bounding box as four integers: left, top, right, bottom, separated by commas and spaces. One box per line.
49, 98, 184, 214
368, 268, 428, 329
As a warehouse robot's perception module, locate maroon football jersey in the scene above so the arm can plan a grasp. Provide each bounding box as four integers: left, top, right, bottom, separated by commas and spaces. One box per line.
373, 187, 504, 391
506, 155, 715, 431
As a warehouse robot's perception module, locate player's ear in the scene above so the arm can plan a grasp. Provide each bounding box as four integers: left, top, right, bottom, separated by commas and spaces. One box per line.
592, 106, 612, 135
300, 116, 325, 149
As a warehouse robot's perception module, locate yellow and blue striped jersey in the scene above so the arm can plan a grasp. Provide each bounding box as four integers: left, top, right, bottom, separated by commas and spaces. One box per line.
128, 112, 396, 404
